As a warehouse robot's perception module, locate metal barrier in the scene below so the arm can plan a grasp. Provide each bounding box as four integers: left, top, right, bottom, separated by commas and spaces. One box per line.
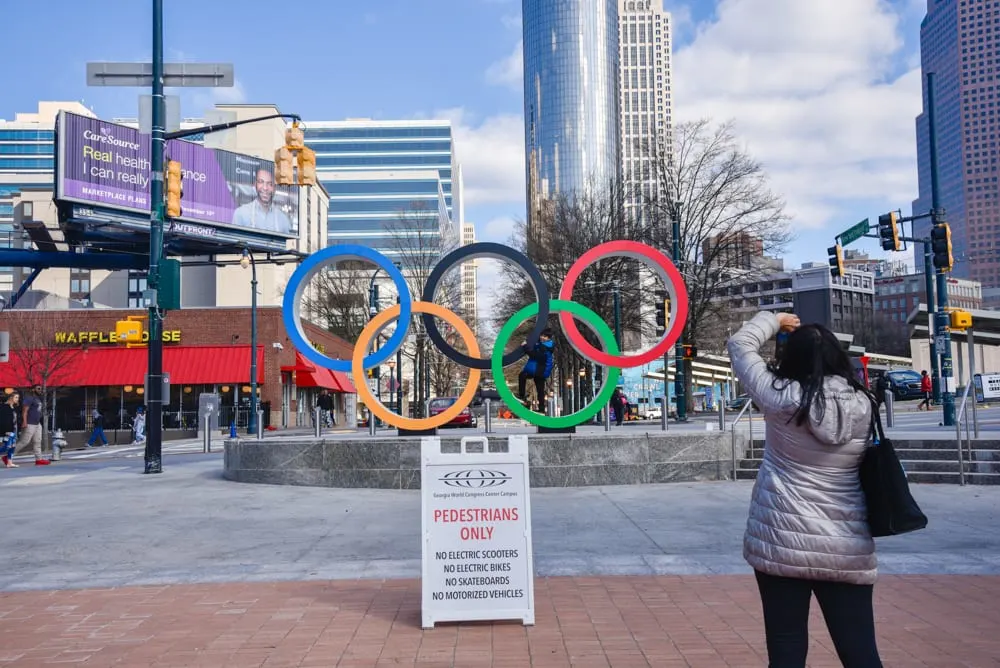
955, 383, 974, 486
484, 399, 493, 433
884, 390, 895, 428
730, 400, 755, 481
203, 413, 211, 453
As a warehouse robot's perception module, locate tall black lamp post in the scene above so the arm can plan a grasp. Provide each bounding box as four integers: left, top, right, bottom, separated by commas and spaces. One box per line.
240, 248, 258, 435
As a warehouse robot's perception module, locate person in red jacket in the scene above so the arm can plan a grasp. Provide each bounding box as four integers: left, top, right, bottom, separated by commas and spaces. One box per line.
918, 370, 933, 410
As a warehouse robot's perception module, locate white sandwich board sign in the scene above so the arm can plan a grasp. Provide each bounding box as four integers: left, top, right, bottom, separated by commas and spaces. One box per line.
420, 435, 535, 629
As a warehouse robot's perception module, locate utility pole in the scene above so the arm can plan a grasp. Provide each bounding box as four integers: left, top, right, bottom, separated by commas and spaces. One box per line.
672, 201, 686, 421
144, 0, 165, 474
927, 72, 956, 426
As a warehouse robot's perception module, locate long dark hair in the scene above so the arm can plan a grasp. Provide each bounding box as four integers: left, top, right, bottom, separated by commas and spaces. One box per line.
770, 324, 871, 426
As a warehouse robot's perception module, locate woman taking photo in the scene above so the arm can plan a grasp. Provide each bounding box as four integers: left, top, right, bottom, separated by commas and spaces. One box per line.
727, 312, 882, 667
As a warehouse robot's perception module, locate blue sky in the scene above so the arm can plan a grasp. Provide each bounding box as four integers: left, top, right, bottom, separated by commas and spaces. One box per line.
5, 0, 930, 291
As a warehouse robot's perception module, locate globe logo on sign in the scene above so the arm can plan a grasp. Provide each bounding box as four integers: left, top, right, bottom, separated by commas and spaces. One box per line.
440, 469, 511, 488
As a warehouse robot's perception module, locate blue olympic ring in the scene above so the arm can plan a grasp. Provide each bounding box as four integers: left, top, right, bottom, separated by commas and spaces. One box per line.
281, 244, 411, 373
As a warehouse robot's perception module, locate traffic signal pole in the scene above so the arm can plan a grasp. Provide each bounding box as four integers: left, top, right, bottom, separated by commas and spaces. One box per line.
672, 202, 686, 422
143, 0, 165, 474
927, 72, 956, 427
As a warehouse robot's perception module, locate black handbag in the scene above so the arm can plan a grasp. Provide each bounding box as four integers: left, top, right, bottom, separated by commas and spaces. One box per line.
860, 403, 928, 537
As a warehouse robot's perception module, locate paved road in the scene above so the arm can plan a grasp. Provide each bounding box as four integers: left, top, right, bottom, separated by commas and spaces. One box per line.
1, 454, 997, 592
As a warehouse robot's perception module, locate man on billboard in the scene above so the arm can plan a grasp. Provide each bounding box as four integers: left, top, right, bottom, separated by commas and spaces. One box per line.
232, 166, 293, 234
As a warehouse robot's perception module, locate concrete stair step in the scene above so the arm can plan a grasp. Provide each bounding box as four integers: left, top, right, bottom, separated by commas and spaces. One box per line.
895, 448, 1000, 462
903, 471, 1000, 485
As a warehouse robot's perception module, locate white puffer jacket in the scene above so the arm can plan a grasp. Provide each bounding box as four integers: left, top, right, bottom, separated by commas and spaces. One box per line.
727, 312, 877, 585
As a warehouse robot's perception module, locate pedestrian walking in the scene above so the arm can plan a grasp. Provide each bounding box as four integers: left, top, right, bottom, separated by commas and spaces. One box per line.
0, 391, 19, 468
316, 390, 334, 427
15, 386, 48, 466
917, 370, 932, 410
728, 311, 883, 667
86, 407, 108, 447
132, 406, 146, 444
874, 373, 890, 412
610, 387, 625, 426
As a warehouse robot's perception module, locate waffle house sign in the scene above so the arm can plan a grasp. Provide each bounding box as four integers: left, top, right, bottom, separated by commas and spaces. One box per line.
54, 330, 182, 345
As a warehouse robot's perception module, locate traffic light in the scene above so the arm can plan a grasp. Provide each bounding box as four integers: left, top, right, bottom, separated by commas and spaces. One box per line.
298, 146, 317, 186
827, 244, 844, 278
274, 146, 295, 186
654, 290, 668, 335
285, 123, 305, 150
950, 310, 973, 330
931, 223, 953, 271
878, 212, 901, 252
165, 160, 183, 218
682, 344, 697, 360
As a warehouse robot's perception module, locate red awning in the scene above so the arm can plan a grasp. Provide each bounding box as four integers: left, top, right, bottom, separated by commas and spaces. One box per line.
284, 352, 356, 393
0, 346, 263, 387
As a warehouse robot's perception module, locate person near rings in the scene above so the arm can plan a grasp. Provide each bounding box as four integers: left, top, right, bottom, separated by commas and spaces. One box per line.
727, 311, 883, 667
517, 328, 554, 411
610, 387, 626, 426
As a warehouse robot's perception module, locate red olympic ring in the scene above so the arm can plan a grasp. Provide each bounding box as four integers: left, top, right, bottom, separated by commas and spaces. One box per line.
557, 240, 689, 368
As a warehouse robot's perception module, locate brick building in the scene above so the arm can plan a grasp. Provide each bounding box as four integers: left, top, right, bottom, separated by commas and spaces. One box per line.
0, 306, 356, 437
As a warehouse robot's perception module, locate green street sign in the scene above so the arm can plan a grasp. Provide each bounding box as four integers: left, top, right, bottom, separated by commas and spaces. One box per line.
839, 218, 870, 246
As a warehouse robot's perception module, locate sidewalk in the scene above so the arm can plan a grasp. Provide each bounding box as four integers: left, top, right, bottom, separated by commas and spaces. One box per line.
1, 575, 998, 667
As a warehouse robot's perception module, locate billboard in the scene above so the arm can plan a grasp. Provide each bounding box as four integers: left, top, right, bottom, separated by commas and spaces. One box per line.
55, 111, 298, 238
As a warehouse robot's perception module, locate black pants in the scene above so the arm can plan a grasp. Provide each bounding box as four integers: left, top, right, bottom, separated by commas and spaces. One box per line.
611, 401, 624, 425
754, 570, 882, 668
518, 370, 545, 406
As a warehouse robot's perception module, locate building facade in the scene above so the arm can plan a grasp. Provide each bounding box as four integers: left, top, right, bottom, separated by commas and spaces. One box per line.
523, 0, 621, 204
716, 263, 876, 341
618, 0, 673, 221
461, 222, 478, 333
875, 273, 983, 325
303, 119, 461, 263
913, 0, 997, 288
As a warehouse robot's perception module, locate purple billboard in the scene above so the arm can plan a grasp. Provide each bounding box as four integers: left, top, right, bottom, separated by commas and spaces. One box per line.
55, 111, 299, 238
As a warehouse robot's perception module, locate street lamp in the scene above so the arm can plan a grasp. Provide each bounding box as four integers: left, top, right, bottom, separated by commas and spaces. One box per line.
240, 248, 259, 435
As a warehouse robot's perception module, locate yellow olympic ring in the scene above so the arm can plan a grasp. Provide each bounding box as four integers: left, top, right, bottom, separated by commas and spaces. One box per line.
353, 301, 482, 431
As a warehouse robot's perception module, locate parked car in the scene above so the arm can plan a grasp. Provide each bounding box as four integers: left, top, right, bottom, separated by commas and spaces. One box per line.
428, 397, 477, 428
726, 395, 758, 412
646, 407, 662, 420
885, 370, 925, 401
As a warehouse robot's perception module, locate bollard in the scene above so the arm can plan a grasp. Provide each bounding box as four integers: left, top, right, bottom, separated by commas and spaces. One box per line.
661, 399, 668, 431
203, 414, 211, 453
718, 401, 726, 431
604, 405, 611, 431
368, 411, 377, 436
884, 390, 894, 428
256, 411, 264, 440
547, 397, 556, 417
314, 407, 322, 437
484, 399, 492, 433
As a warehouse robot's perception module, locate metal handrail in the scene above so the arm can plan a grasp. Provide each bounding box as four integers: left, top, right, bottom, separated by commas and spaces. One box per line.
730, 400, 755, 481
955, 383, 973, 486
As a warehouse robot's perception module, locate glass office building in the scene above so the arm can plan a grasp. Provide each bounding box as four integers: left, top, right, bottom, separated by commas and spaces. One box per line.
523, 0, 621, 199
913, 0, 996, 288
304, 121, 461, 262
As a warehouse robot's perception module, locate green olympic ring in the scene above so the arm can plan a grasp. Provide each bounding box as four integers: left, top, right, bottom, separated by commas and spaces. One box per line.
491, 299, 622, 429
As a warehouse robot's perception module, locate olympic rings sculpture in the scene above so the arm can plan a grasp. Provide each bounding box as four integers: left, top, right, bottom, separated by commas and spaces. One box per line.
282, 240, 690, 431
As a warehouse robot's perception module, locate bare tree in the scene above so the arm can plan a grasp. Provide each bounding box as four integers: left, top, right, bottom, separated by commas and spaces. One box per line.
298, 268, 370, 342
1, 310, 79, 433
645, 119, 791, 410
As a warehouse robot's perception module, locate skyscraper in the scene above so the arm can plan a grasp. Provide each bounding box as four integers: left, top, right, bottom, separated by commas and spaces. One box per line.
618, 0, 673, 218
913, 0, 995, 289
304, 120, 462, 262
461, 222, 478, 333
523, 0, 620, 209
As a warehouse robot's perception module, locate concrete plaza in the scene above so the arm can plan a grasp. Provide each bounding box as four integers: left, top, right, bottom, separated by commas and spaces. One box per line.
0, 454, 998, 666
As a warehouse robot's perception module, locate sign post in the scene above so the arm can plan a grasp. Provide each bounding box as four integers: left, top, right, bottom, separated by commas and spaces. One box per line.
420, 435, 535, 629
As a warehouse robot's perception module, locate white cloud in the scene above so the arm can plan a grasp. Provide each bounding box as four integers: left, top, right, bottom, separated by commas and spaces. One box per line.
675, 0, 922, 230
435, 107, 525, 207
486, 40, 523, 90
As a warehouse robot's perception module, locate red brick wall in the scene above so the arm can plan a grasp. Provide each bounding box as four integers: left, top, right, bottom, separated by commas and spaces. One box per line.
0, 307, 356, 414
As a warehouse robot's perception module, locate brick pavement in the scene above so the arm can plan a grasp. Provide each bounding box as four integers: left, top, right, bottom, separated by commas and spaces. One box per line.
1, 575, 998, 667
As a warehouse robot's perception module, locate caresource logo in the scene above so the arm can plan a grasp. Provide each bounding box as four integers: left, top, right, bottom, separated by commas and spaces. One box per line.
83, 128, 142, 152
439, 469, 511, 488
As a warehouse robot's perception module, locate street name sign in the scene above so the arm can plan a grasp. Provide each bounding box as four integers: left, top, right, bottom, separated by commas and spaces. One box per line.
87, 62, 234, 88
421, 435, 535, 629
839, 219, 870, 246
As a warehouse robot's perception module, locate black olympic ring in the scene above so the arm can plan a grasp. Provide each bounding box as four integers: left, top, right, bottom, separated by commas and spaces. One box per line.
421, 242, 551, 370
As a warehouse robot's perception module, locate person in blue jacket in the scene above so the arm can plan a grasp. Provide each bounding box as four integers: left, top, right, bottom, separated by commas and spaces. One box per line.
517, 328, 554, 411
